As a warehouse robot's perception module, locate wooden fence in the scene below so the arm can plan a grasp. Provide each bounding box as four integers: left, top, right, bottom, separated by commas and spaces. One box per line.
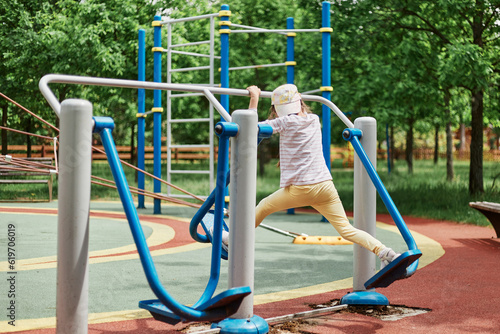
3, 145, 499, 163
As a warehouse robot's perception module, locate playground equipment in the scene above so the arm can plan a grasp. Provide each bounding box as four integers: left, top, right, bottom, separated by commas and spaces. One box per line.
40, 69, 421, 333
137, 2, 334, 215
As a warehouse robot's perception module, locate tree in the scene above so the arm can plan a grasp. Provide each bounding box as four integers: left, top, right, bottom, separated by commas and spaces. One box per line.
386, 0, 498, 193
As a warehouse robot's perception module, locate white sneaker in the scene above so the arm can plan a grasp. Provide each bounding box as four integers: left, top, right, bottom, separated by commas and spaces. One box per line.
379, 247, 400, 269
209, 227, 229, 253
221, 230, 229, 252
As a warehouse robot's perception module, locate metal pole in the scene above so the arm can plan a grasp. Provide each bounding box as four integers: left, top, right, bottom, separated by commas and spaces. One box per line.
229, 110, 258, 318
153, 15, 162, 214
321, 1, 332, 171
286, 17, 295, 84
56, 99, 93, 334
353, 117, 377, 291
137, 29, 146, 209
286, 17, 295, 216
216, 110, 268, 333
39, 74, 355, 129
219, 5, 230, 112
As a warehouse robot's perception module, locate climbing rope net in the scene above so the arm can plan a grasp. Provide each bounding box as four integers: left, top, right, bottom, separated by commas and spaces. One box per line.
0, 92, 205, 208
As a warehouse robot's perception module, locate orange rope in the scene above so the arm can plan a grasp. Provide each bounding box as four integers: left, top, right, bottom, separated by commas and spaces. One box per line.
91, 178, 201, 209
0, 92, 59, 133
92, 146, 206, 203
0, 126, 56, 141
0, 93, 206, 207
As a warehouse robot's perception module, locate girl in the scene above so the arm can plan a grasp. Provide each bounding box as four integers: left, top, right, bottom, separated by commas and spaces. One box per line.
245, 84, 399, 269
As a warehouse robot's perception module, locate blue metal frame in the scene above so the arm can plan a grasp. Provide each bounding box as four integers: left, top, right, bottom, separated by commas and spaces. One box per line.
220, 5, 230, 112
153, 15, 163, 214
93, 116, 251, 323
342, 128, 420, 277
137, 29, 146, 209
286, 17, 294, 84
321, 1, 332, 171
189, 124, 274, 245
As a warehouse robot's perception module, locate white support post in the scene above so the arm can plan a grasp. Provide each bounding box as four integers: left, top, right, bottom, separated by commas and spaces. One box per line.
56, 99, 93, 334
228, 109, 258, 318
353, 117, 377, 291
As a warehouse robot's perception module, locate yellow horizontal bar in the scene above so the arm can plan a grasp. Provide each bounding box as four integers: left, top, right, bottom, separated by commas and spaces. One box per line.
219, 29, 231, 34
287, 32, 297, 37
285, 61, 297, 66
151, 21, 162, 27
320, 86, 333, 92
151, 107, 163, 113
320, 27, 333, 33
136, 113, 147, 118
151, 47, 164, 52
219, 21, 231, 26
293, 236, 352, 245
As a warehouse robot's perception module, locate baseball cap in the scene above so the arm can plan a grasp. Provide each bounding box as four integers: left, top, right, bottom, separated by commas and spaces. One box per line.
271, 84, 301, 118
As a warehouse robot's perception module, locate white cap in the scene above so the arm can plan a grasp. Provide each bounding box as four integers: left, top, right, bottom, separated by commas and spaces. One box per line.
271, 84, 301, 118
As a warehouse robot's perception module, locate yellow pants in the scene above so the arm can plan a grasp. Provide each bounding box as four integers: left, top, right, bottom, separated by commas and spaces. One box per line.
255, 180, 385, 256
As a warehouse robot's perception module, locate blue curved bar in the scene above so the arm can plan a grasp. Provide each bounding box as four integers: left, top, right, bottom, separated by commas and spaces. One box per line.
189, 123, 273, 243
93, 117, 245, 322
342, 128, 419, 276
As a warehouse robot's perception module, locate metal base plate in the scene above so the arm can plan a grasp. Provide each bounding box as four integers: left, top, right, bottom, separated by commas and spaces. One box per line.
213, 315, 269, 334
340, 291, 389, 306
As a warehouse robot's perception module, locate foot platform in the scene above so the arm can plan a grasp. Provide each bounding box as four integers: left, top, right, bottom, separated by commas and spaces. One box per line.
364, 249, 422, 289
200, 211, 229, 260
139, 286, 251, 324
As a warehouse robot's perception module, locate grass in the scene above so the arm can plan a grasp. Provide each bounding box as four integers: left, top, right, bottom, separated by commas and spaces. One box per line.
1, 158, 499, 227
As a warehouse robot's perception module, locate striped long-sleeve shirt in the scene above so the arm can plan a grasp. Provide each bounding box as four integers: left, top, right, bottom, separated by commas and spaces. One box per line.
260, 113, 332, 188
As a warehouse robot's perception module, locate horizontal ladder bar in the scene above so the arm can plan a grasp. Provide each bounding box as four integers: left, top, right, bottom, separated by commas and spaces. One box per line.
171, 40, 211, 48
169, 170, 211, 175
160, 13, 219, 25
169, 118, 210, 123
170, 66, 211, 73
229, 63, 286, 71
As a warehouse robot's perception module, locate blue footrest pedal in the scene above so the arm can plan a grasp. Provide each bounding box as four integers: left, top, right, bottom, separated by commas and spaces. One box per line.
364, 249, 422, 289
200, 211, 229, 260
139, 286, 251, 324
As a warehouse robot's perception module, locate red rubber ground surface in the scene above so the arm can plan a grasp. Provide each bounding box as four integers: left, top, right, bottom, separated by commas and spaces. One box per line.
13, 213, 500, 334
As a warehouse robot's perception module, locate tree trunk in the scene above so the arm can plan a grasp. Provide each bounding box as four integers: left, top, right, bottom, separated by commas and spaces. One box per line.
434, 124, 439, 165
444, 89, 454, 181
405, 117, 414, 174
1, 104, 7, 155
469, 88, 484, 194
469, 2, 484, 194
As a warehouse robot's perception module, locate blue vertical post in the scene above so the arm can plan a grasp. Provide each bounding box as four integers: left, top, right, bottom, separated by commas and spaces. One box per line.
137, 29, 146, 209
220, 5, 230, 112
321, 1, 333, 171
152, 16, 163, 214
286, 18, 295, 84
219, 5, 231, 205
286, 17, 296, 216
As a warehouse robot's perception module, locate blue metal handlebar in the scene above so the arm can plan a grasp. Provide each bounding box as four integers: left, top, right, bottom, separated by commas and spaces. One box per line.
94, 117, 240, 322
343, 128, 419, 276
189, 123, 273, 243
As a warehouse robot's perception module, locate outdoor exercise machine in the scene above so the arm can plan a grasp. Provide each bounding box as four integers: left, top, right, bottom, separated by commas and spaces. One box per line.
137, 2, 334, 215
40, 73, 421, 333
